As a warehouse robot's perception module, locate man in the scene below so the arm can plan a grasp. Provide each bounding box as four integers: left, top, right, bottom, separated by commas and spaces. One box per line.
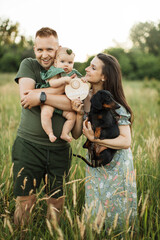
12, 27, 74, 225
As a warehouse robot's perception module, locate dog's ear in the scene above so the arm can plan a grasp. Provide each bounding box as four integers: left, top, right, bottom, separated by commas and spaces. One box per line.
103, 90, 120, 109
102, 90, 112, 101
91, 91, 102, 110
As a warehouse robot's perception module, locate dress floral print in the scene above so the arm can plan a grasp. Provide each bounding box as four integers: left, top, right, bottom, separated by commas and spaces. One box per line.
85, 105, 137, 228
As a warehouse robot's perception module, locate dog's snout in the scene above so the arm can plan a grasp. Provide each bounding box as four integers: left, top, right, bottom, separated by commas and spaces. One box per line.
115, 102, 120, 109
103, 101, 120, 109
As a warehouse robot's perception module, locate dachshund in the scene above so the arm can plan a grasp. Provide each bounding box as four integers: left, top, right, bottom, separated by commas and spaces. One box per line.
74, 90, 120, 167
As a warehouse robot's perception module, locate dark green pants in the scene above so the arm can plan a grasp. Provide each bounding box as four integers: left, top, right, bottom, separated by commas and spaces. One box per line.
12, 136, 72, 198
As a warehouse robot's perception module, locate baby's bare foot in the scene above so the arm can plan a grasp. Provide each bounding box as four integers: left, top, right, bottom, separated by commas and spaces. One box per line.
60, 133, 72, 143
49, 133, 57, 142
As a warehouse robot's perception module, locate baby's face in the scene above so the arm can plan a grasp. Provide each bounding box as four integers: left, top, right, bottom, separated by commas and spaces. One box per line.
55, 53, 74, 73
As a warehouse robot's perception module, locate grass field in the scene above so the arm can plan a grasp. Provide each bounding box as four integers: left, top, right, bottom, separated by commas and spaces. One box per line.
0, 73, 160, 239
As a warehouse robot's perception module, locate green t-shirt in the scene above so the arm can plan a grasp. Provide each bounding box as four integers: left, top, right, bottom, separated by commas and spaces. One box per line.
15, 58, 68, 146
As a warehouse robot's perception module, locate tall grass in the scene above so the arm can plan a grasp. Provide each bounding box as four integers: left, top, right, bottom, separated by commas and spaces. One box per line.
0, 74, 160, 239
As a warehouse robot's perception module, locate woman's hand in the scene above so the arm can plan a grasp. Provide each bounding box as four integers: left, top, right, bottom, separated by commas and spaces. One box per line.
82, 119, 95, 142
81, 77, 88, 83
21, 90, 41, 109
71, 98, 84, 115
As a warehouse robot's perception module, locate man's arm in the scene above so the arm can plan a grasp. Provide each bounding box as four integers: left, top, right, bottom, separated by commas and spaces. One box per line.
19, 77, 36, 99
21, 91, 72, 111
18, 77, 39, 109
19, 77, 72, 110
19, 77, 65, 96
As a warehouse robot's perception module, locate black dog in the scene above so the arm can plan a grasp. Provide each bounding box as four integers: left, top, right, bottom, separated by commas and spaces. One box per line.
74, 90, 120, 167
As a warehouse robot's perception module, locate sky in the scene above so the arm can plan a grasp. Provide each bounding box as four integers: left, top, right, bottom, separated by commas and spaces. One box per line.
0, 0, 160, 62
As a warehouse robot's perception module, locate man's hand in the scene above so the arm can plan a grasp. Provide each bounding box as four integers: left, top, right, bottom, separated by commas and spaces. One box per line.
21, 90, 41, 109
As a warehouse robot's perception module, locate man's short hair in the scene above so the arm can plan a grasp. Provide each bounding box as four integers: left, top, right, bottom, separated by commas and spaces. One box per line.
35, 27, 58, 40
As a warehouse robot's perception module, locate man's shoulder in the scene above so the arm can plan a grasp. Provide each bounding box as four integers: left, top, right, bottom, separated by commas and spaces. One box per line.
15, 58, 42, 83
20, 58, 43, 73
21, 57, 39, 66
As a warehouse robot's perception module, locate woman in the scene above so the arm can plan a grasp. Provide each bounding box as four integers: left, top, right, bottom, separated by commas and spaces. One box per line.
72, 53, 137, 229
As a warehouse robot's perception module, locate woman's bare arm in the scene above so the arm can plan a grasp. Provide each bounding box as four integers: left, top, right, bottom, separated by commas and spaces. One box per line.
83, 120, 131, 149
71, 113, 84, 139
71, 99, 84, 139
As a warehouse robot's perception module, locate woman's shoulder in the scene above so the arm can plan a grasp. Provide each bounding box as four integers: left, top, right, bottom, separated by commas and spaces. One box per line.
115, 105, 130, 117
115, 105, 131, 126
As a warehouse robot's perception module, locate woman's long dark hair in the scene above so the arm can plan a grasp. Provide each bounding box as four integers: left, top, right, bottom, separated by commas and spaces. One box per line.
97, 53, 134, 125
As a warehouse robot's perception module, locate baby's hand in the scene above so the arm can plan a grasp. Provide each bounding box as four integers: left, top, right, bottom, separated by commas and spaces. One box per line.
60, 76, 71, 84
64, 76, 71, 84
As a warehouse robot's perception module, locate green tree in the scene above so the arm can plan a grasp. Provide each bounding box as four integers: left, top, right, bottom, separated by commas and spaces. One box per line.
0, 18, 19, 46
128, 48, 160, 80
74, 55, 95, 76
130, 21, 160, 56
104, 48, 133, 78
0, 18, 34, 72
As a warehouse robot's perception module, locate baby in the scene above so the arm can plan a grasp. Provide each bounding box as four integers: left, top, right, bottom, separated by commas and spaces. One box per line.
37, 47, 82, 143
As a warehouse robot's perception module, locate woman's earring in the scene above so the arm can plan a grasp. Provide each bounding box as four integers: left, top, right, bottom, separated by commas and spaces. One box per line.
102, 79, 105, 82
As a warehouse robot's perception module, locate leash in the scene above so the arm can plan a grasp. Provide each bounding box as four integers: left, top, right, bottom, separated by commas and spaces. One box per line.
73, 153, 102, 168
73, 153, 93, 167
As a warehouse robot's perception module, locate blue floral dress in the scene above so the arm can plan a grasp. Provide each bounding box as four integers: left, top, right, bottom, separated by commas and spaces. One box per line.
85, 105, 137, 229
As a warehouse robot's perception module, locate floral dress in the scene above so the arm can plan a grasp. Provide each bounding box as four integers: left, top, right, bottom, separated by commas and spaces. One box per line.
85, 105, 137, 229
